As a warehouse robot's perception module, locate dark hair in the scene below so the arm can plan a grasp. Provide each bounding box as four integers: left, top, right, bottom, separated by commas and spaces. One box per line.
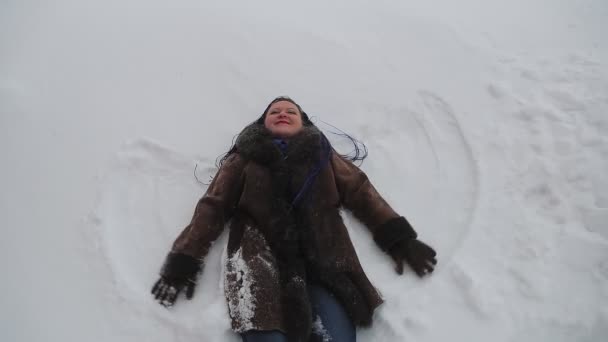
216, 96, 367, 167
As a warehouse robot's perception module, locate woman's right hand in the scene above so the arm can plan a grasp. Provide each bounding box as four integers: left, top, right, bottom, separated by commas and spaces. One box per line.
151, 276, 197, 307
151, 252, 201, 307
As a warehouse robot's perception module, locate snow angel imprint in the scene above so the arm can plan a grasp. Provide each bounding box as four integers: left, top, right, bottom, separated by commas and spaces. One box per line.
151, 96, 437, 342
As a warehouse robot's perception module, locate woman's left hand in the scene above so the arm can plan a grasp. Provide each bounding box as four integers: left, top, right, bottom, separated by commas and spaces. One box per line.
389, 239, 437, 277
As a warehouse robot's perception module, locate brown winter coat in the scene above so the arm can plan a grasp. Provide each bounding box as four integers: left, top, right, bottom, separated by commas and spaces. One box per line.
166, 124, 401, 334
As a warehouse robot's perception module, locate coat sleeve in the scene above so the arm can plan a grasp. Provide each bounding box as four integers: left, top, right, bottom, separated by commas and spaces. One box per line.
168, 153, 246, 260
331, 152, 401, 233
331, 152, 420, 252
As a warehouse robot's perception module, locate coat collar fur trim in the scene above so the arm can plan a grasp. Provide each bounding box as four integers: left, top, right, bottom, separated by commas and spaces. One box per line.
235, 123, 322, 165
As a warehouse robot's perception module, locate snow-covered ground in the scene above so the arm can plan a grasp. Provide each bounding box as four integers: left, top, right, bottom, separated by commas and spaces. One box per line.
1, 0, 607, 341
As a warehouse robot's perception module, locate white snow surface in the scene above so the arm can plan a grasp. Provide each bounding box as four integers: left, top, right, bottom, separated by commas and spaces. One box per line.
1, 0, 607, 341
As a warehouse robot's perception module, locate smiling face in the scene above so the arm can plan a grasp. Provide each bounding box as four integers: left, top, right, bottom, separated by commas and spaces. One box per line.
263, 100, 304, 138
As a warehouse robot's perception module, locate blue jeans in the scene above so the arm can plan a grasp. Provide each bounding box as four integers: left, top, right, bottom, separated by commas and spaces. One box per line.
241, 285, 356, 342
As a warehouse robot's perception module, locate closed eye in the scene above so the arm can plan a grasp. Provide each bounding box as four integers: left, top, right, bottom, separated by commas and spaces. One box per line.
269, 109, 297, 114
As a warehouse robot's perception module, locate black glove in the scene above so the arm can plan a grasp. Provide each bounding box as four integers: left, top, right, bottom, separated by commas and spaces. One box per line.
388, 239, 437, 277
374, 216, 437, 277
151, 252, 201, 307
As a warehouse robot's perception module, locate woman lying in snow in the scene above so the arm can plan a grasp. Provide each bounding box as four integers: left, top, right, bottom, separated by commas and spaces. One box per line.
151, 96, 437, 342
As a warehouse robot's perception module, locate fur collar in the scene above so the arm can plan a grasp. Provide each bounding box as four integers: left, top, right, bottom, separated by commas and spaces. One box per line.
235, 123, 322, 165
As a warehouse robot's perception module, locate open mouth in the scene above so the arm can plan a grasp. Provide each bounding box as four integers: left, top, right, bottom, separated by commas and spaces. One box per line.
276, 121, 290, 125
